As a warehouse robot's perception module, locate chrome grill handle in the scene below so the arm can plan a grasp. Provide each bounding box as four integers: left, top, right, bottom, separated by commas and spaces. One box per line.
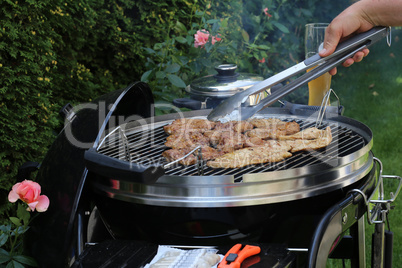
119, 128, 132, 162
359, 157, 402, 224
315, 89, 341, 128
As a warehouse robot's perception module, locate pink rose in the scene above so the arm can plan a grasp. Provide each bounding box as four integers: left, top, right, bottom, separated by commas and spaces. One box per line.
8, 180, 50, 212
212, 34, 222, 45
194, 30, 222, 48
263, 7, 272, 17
194, 29, 210, 48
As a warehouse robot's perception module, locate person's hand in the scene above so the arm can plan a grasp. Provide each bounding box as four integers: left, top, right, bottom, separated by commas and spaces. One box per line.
318, 1, 375, 75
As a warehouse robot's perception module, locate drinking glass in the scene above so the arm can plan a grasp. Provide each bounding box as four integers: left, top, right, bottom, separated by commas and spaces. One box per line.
305, 23, 332, 106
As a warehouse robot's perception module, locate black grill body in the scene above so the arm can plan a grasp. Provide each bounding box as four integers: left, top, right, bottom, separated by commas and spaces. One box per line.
26, 82, 154, 267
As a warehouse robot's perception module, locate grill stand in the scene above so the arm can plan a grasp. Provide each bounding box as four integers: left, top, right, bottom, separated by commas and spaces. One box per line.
307, 157, 402, 267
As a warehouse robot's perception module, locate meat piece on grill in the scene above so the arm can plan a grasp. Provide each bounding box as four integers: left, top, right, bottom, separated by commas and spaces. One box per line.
245, 121, 300, 139
214, 121, 236, 131
203, 130, 246, 152
283, 126, 333, 152
249, 118, 283, 128
217, 132, 246, 153
163, 118, 216, 135
278, 127, 330, 140
164, 131, 210, 149
213, 120, 254, 133
245, 128, 280, 140
243, 136, 265, 147
244, 122, 297, 139
195, 146, 224, 160
162, 148, 196, 165
204, 130, 226, 146
162, 146, 223, 166
233, 121, 254, 132
204, 130, 246, 153
207, 143, 292, 169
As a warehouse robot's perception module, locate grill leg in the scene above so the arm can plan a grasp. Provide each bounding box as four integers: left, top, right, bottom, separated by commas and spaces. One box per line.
372, 222, 385, 268
350, 216, 366, 268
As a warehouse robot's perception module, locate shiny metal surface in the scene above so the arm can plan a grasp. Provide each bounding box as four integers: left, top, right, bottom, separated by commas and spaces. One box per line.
90, 108, 374, 208
186, 64, 263, 98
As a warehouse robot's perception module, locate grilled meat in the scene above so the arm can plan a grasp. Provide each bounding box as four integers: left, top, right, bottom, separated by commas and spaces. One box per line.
163, 118, 215, 135
207, 142, 292, 168
243, 136, 265, 147
248, 118, 283, 128
282, 126, 332, 152
213, 121, 254, 133
164, 131, 209, 149
162, 117, 331, 168
215, 131, 246, 153
233, 121, 254, 132
204, 129, 247, 153
278, 127, 328, 140
162, 148, 196, 165
245, 121, 300, 139
162, 146, 223, 165
214, 121, 235, 131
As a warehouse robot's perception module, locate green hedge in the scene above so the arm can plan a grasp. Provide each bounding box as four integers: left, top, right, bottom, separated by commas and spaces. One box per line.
0, 0, 350, 218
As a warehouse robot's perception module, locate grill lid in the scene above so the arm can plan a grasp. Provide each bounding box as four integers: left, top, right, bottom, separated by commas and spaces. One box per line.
186, 64, 263, 98
85, 108, 374, 208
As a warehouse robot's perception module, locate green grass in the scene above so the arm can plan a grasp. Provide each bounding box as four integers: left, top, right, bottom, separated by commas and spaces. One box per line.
328, 28, 402, 266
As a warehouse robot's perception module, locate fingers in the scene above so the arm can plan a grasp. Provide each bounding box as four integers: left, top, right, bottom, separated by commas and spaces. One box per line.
342, 49, 370, 68
319, 25, 343, 57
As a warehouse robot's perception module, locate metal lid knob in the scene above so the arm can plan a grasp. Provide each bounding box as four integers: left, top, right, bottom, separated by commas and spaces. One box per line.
214, 64, 239, 83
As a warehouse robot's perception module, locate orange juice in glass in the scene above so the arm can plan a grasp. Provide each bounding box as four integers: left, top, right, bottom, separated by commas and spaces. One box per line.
305, 23, 332, 106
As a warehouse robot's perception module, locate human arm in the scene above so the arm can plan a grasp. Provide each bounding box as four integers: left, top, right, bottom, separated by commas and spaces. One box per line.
319, 0, 402, 75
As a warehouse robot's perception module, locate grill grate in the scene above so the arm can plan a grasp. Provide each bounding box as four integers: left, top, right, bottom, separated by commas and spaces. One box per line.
97, 118, 367, 181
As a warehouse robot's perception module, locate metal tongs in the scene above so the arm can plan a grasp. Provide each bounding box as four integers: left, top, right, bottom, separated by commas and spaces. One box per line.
207, 26, 391, 121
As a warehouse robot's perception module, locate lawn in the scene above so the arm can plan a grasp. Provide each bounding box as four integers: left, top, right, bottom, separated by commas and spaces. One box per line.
328, 28, 402, 266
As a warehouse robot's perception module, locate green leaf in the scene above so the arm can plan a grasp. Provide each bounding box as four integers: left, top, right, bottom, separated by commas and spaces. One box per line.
12, 255, 38, 267
164, 63, 180, 74
153, 43, 164, 50
15, 226, 28, 235
166, 74, 186, 88
206, 19, 220, 24
257, 45, 270, 50
17, 204, 30, 226
174, 21, 187, 34
211, 22, 220, 33
155, 71, 166, 79
141, 70, 152, 82
186, 35, 194, 45
174, 36, 187, 44
142, 47, 156, 55
0, 249, 11, 264
272, 21, 289, 33
0, 225, 11, 233
299, 8, 313, 17
204, 42, 213, 53
9, 218, 20, 227
0, 233, 8, 247
6, 260, 24, 268
241, 30, 249, 43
